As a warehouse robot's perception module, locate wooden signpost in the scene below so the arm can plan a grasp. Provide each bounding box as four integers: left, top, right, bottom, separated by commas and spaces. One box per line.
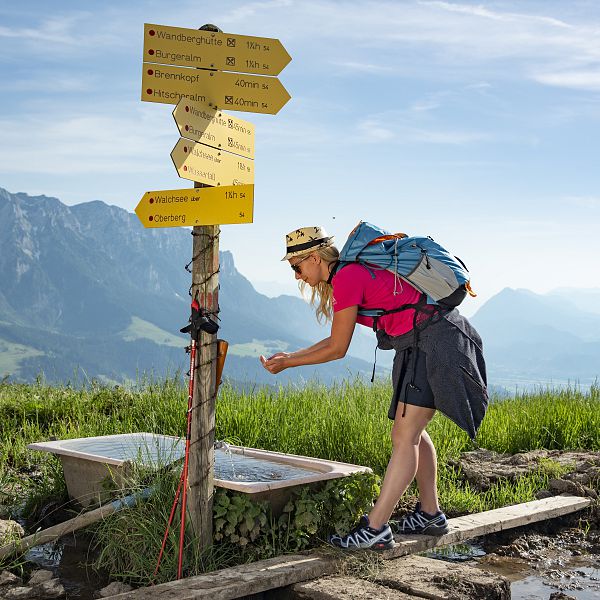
136, 21, 290, 574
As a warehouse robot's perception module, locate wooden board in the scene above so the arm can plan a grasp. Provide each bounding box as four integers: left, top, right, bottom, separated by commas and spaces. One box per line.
107, 553, 337, 599
381, 494, 591, 559
106, 495, 590, 599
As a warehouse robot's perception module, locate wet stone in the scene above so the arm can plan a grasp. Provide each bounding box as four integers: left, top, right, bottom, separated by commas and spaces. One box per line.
2, 587, 35, 600
291, 575, 418, 599
0, 573, 66, 600
96, 581, 134, 597
28, 570, 54, 586
0, 520, 24, 544
35, 578, 65, 599
549, 592, 577, 600
536, 489, 554, 499
0, 572, 20, 587
373, 555, 510, 600
548, 479, 587, 497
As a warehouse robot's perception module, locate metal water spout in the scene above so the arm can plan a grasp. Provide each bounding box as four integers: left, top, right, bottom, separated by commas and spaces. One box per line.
214, 440, 237, 479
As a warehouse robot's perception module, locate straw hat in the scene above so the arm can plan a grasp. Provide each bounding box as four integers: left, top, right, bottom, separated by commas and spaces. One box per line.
281, 226, 335, 261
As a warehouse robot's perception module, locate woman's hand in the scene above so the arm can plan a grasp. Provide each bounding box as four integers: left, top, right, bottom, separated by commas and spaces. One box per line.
266, 352, 290, 361
260, 354, 289, 374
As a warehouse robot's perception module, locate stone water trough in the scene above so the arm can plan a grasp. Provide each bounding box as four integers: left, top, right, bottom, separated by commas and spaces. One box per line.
27, 433, 370, 513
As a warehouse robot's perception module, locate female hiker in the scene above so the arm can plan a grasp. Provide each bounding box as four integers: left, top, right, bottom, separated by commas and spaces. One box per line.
260, 226, 488, 551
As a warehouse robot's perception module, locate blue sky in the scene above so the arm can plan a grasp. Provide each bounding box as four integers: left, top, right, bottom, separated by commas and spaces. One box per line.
1, 1, 599, 315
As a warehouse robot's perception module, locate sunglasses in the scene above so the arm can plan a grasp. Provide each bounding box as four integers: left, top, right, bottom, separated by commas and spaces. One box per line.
290, 254, 312, 274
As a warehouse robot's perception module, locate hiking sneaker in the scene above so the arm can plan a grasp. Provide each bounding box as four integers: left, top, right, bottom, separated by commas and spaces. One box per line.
392, 503, 450, 536
329, 515, 395, 551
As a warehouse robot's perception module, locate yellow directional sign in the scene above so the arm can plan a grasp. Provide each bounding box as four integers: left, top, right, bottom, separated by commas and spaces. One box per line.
142, 63, 290, 114
171, 138, 254, 186
135, 185, 254, 228
143, 23, 291, 76
173, 99, 255, 159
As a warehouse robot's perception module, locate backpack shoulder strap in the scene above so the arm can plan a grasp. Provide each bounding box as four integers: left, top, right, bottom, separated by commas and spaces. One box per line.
328, 260, 377, 284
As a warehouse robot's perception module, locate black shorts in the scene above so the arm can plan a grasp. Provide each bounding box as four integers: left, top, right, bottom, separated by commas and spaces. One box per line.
388, 347, 435, 419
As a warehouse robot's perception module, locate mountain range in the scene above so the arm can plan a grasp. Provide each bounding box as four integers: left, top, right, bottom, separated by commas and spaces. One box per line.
0, 187, 383, 387
1, 187, 598, 390
470, 287, 600, 388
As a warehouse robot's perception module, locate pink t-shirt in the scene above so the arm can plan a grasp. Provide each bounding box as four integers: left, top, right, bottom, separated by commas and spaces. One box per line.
332, 264, 426, 336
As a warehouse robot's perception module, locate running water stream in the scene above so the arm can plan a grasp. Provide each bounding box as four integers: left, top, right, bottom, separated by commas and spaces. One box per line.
425, 530, 600, 600
23, 529, 600, 599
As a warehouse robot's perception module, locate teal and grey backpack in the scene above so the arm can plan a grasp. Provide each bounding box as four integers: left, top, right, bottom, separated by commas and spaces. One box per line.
335, 221, 476, 306
333, 221, 477, 384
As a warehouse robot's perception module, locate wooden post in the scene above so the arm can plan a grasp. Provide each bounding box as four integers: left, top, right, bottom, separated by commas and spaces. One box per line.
186, 22, 223, 555
188, 199, 219, 550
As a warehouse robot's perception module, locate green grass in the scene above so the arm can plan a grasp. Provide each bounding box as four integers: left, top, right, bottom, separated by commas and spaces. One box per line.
1, 378, 598, 510
0, 377, 598, 580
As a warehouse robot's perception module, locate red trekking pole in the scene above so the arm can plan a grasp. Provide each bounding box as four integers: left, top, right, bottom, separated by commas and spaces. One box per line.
154, 299, 219, 581
154, 338, 196, 580
177, 337, 196, 578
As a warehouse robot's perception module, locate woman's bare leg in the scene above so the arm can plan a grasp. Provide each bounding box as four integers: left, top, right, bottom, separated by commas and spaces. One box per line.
415, 429, 440, 515
368, 405, 435, 529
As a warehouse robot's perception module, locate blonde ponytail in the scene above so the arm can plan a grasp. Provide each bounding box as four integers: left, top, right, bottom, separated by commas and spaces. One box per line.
298, 245, 340, 323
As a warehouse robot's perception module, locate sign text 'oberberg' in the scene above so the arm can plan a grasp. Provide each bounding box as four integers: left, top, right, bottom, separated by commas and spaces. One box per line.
135, 185, 254, 228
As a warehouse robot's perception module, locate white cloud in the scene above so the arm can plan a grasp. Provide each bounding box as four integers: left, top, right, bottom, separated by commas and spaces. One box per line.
0, 74, 96, 93
534, 70, 600, 91
420, 1, 574, 29
212, 0, 294, 25
331, 61, 394, 74
465, 82, 492, 91
356, 110, 492, 145
4, 2, 600, 88
0, 12, 127, 54
0, 105, 175, 175
411, 99, 442, 112
357, 121, 396, 141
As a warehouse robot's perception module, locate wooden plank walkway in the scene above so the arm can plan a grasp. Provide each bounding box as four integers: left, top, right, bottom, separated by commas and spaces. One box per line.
382, 494, 591, 559
108, 495, 591, 599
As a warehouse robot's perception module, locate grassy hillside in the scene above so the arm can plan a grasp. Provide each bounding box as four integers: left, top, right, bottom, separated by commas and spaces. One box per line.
1, 379, 597, 582
1, 378, 598, 508
0, 339, 44, 376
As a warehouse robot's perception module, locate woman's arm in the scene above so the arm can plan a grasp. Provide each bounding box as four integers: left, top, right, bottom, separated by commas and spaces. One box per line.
260, 306, 358, 374
280, 337, 330, 359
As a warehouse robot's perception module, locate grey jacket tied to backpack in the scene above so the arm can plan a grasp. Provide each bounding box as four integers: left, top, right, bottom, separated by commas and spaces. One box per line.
377, 309, 488, 440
